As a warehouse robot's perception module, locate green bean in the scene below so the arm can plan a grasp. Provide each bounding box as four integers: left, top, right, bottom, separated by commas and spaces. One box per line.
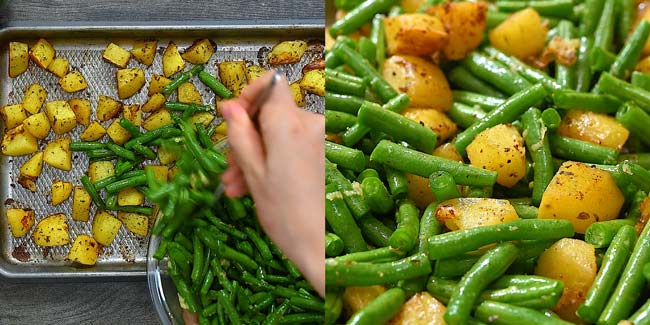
462, 52, 533, 95
326, 232, 345, 257
619, 153, 650, 169
598, 71, 650, 112
590, 47, 616, 72
629, 299, 650, 325
496, 0, 574, 19
475, 301, 573, 325
131, 143, 156, 160
342, 94, 410, 146
357, 215, 392, 247
483, 47, 561, 91
325, 183, 367, 253
197, 71, 233, 99
429, 171, 461, 202
81, 175, 106, 209
113, 205, 152, 215
593, 0, 616, 50
191, 233, 205, 285
325, 141, 365, 172
162, 71, 190, 95
434, 253, 482, 278
334, 0, 364, 10
125, 124, 178, 149
118, 118, 142, 137
447, 66, 505, 98
552, 90, 622, 114
371, 140, 497, 186
370, 14, 386, 70
575, 36, 593, 92
172, 273, 200, 313
579, 0, 605, 36
452, 91, 505, 112
325, 291, 343, 325
445, 243, 519, 325
70, 141, 105, 151
387, 5, 404, 16
326, 252, 431, 286
618, 0, 636, 45
360, 176, 393, 214
325, 159, 369, 219
599, 221, 650, 324
86, 149, 117, 160
329, 0, 395, 36
325, 92, 365, 115
165, 101, 213, 113
454, 84, 548, 157
616, 102, 650, 147
384, 165, 409, 199
541, 108, 561, 132
105, 174, 147, 193
611, 21, 650, 79
389, 200, 420, 252
217, 290, 241, 325
578, 225, 637, 322
325, 71, 366, 97
548, 134, 618, 164
428, 219, 574, 260
555, 20, 577, 89
447, 102, 487, 129
512, 204, 539, 219
521, 108, 553, 206
358, 37, 376, 67
325, 110, 356, 134
346, 288, 405, 325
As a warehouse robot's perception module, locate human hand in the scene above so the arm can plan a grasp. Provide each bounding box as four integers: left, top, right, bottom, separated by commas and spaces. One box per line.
220, 71, 325, 297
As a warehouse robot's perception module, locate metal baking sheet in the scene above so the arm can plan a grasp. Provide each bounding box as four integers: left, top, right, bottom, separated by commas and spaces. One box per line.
0, 23, 324, 280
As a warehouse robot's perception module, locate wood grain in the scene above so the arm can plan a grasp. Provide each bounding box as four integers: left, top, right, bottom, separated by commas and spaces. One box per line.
0, 0, 323, 323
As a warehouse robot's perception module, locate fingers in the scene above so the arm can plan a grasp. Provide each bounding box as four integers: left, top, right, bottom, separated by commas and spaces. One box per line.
222, 165, 249, 198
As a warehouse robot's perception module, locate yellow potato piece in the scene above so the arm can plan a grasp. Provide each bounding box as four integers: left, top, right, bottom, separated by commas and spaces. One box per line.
384, 14, 448, 57
428, 1, 488, 60
72, 186, 92, 222
343, 286, 386, 315
22, 83, 47, 115
557, 109, 629, 151
162, 41, 185, 77
402, 108, 457, 143
131, 40, 157, 66
7, 208, 35, 238
68, 234, 100, 265
33, 213, 70, 246
92, 211, 122, 246
436, 198, 519, 231
59, 70, 88, 93
116, 68, 146, 99
18, 151, 43, 192
68, 98, 91, 127
9, 41, 29, 77
181, 39, 215, 64
267, 40, 307, 65
406, 173, 436, 209
29, 38, 55, 69
45, 100, 76, 134
51, 179, 72, 206
1, 104, 27, 129
43, 137, 72, 171
117, 212, 149, 237
102, 43, 131, 68
389, 292, 446, 325
489, 8, 548, 59
466, 124, 526, 188
2, 125, 38, 156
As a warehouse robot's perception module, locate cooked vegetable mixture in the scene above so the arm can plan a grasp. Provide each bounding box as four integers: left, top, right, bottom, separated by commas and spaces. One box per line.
326, 0, 650, 324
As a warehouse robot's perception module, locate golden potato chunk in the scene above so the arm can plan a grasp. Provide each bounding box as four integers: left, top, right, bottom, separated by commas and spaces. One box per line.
218, 61, 248, 97
123, 104, 142, 126
143, 109, 173, 131
383, 55, 452, 110
88, 161, 115, 184
539, 161, 625, 234
433, 142, 463, 162
557, 110, 629, 151
29, 38, 56, 69
102, 43, 131, 68
142, 93, 167, 113
343, 286, 386, 314
436, 198, 518, 231
162, 41, 185, 77
22, 83, 47, 114
384, 14, 448, 56
68, 98, 91, 127
402, 108, 457, 144
1, 104, 27, 129
146, 165, 169, 182
106, 119, 132, 145
290, 82, 305, 107
131, 40, 157, 66
45, 100, 77, 134
117, 212, 149, 236
118, 188, 145, 206
59, 70, 88, 93
535, 238, 596, 323
18, 151, 43, 192
51, 179, 72, 206
300, 69, 325, 96
189, 112, 215, 127
116, 68, 146, 99
72, 186, 92, 222
158, 147, 178, 165
182, 39, 215, 64
9, 42, 29, 77
489, 8, 548, 59
96, 95, 123, 121
7, 208, 35, 238
178, 82, 203, 104
33, 213, 70, 246
427, 1, 487, 60
22, 112, 51, 139
246, 65, 268, 82
406, 173, 436, 209
466, 124, 526, 188
43, 137, 72, 171
68, 234, 100, 265
148, 74, 172, 96
46, 57, 69, 78
80, 121, 107, 141
92, 211, 122, 246
1, 125, 38, 156
389, 292, 446, 325
268, 40, 307, 65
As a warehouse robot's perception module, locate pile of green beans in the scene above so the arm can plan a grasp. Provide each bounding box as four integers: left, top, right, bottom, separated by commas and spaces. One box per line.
325, 0, 650, 324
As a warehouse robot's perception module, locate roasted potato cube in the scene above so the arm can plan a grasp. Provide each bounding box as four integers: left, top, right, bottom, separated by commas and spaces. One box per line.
123, 104, 142, 126
158, 147, 178, 165
68, 98, 91, 127
102, 43, 131, 68
145, 165, 169, 182
143, 109, 173, 131
131, 40, 157, 66
106, 119, 132, 145
489, 8, 548, 59
433, 142, 463, 162
72, 186, 92, 222
436, 198, 518, 230
29, 38, 55, 69
268, 40, 307, 65
406, 173, 437, 209
96, 95, 123, 121
182, 39, 215, 64
343, 286, 386, 314
46, 57, 69, 78
117, 188, 145, 206
116, 68, 145, 99
246, 65, 267, 82
383, 55, 452, 110
557, 110, 630, 151
18, 151, 44, 192
189, 112, 215, 127
302, 58, 325, 73
9, 42, 29, 77
402, 108, 457, 144
427, 2, 487, 60
1, 125, 38, 156
6, 208, 35, 238
51, 179, 72, 206
92, 211, 122, 246
45, 100, 77, 134
117, 212, 149, 236
384, 14, 448, 56
33, 213, 70, 246
88, 161, 114, 184
59, 70, 88, 93
80, 121, 107, 141
300, 69, 325, 96
148, 74, 172, 96
178, 82, 203, 104
218, 61, 247, 97
68, 234, 100, 265
22, 83, 47, 114
466, 124, 526, 188
539, 161, 624, 233
389, 292, 447, 325
214, 121, 228, 136
290, 82, 305, 107
22, 112, 51, 139
142, 93, 166, 113
162, 42, 185, 77
1, 104, 27, 129
168, 165, 180, 179
535, 238, 596, 323
43, 137, 72, 171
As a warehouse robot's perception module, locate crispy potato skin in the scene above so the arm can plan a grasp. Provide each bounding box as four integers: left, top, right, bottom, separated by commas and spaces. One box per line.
489, 8, 548, 59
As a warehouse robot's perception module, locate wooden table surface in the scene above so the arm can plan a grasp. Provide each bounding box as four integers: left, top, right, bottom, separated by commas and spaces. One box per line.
0, 1, 323, 324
